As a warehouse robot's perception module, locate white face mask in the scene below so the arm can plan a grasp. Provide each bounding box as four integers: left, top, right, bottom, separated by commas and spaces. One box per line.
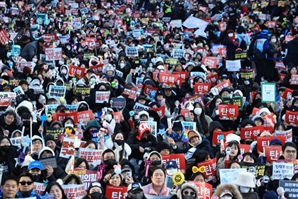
271, 38, 277, 43
244, 80, 250, 85
220, 196, 232, 199
120, 63, 125, 68
61, 69, 67, 74
105, 114, 112, 122
194, 107, 202, 115
228, 33, 234, 37
240, 186, 251, 193
59, 60, 64, 65
32, 58, 38, 63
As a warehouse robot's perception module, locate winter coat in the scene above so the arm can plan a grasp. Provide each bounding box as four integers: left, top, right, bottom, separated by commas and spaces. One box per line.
284, 36, 298, 66
213, 183, 243, 199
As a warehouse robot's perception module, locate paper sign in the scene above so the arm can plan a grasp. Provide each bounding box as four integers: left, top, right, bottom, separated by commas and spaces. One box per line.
272, 162, 293, 180
264, 146, 282, 163
219, 168, 247, 184
62, 184, 85, 199
257, 136, 286, 152
279, 180, 298, 198
90, 64, 104, 75
221, 96, 244, 111
197, 158, 217, 181
48, 85, 66, 98
79, 148, 102, 166
290, 74, 298, 85
275, 61, 286, 70
285, 111, 298, 126
77, 110, 94, 125
140, 121, 157, 137
34, 182, 46, 195
274, 129, 292, 142
125, 47, 138, 57
112, 97, 126, 109
59, 138, 76, 159
39, 156, 57, 170
240, 126, 264, 140
212, 130, 234, 145
172, 49, 185, 59
194, 83, 211, 94
122, 89, 139, 100
106, 186, 128, 199
158, 73, 179, 85
213, 79, 231, 93
73, 87, 91, 96
226, 60, 241, 72
95, 91, 110, 103
149, 106, 165, 118
190, 181, 212, 199
74, 169, 100, 190
68, 65, 86, 77
45, 128, 64, 139
45, 48, 62, 60
113, 112, 121, 123
10, 137, 21, 148
202, 56, 218, 68
261, 83, 276, 102
218, 104, 239, 119
162, 154, 186, 173
143, 84, 158, 96
240, 162, 266, 178
13, 86, 24, 96
133, 102, 149, 114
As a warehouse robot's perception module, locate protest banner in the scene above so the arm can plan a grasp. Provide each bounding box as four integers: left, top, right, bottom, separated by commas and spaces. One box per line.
272, 162, 294, 180
235, 52, 248, 60
106, 186, 128, 199
68, 65, 86, 77
62, 184, 85, 199
158, 73, 179, 85
240, 162, 266, 178
112, 97, 126, 109
213, 79, 231, 93
125, 46, 138, 57
275, 61, 286, 70
264, 146, 282, 163
219, 168, 247, 183
282, 88, 294, 100
240, 70, 253, 80
261, 83, 276, 102
285, 111, 298, 126
149, 106, 165, 118
34, 182, 46, 195
59, 138, 76, 159
274, 129, 292, 142
212, 130, 234, 145
240, 126, 264, 140
279, 180, 298, 198
191, 72, 206, 80
226, 60, 241, 72
0, 92, 15, 107
185, 94, 205, 106
202, 56, 218, 68
189, 181, 212, 199
222, 96, 244, 111
257, 136, 286, 152
194, 83, 211, 94
173, 71, 189, 80
217, 104, 239, 119
172, 49, 185, 59
197, 158, 217, 181
39, 156, 57, 170
45, 128, 64, 139
95, 91, 110, 103
45, 104, 59, 115
45, 48, 62, 60
181, 121, 196, 131
140, 121, 157, 137
73, 87, 91, 96
290, 74, 298, 85
48, 85, 66, 98
133, 102, 149, 114
79, 148, 102, 166
143, 84, 158, 96
74, 169, 100, 190
77, 110, 94, 125
162, 154, 186, 173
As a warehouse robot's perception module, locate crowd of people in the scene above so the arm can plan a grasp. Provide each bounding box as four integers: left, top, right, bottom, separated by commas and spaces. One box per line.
0, 0, 297, 198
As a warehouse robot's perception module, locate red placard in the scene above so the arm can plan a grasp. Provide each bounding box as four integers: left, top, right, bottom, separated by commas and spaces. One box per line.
206, 74, 218, 85
275, 61, 286, 70
218, 22, 227, 32
189, 181, 213, 199
282, 88, 294, 99
143, 84, 158, 96
202, 56, 218, 68
285, 110, 298, 126
218, 104, 239, 119
152, 72, 159, 81
279, 73, 287, 82
113, 112, 121, 123
122, 89, 139, 100
43, 34, 57, 43
90, 64, 104, 75
197, 158, 217, 181
162, 153, 186, 173
213, 79, 231, 93
257, 136, 286, 152
0, 29, 10, 45
240, 126, 264, 140
52, 110, 94, 124
212, 130, 234, 145
180, 109, 190, 118
266, 21, 277, 28
105, 186, 127, 199
252, 107, 260, 115
173, 71, 189, 80
68, 65, 86, 77
290, 74, 298, 85
194, 83, 211, 94
218, 47, 227, 57
264, 146, 282, 163
158, 73, 179, 84
262, 115, 275, 133
77, 110, 94, 125
149, 106, 165, 118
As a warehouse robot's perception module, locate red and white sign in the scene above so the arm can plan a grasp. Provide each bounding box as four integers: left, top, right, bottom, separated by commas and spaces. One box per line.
218, 22, 227, 32
63, 184, 85, 199
106, 186, 128, 199
95, 91, 110, 103
173, 71, 189, 80
257, 136, 286, 152
189, 181, 212, 199
162, 153, 186, 173
113, 112, 121, 123
0, 29, 10, 45
78, 148, 102, 164
285, 110, 298, 126
52, 110, 94, 124
282, 88, 293, 99
34, 182, 46, 195
218, 104, 239, 119
275, 61, 286, 70
0, 92, 16, 107
212, 130, 234, 145
143, 84, 158, 96
77, 110, 95, 125
213, 79, 231, 93
180, 109, 190, 118
197, 158, 217, 181
290, 74, 298, 85
43, 34, 57, 43
240, 126, 264, 140
158, 73, 179, 85
122, 89, 139, 100
68, 65, 86, 77
274, 129, 292, 142
202, 56, 218, 68
45, 48, 62, 60
194, 83, 211, 94
74, 169, 100, 190
59, 138, 76, 159
206, 74, 218, 85
90, 64, 104, 75
149, 106, 165, 118
266, 21, 277, 28
264, 146, 282, 163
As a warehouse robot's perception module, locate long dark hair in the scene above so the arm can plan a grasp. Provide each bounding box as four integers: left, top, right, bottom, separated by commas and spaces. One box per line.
112, 131, 126, 162
193, 102, 209, 136
44, 182, 67, 199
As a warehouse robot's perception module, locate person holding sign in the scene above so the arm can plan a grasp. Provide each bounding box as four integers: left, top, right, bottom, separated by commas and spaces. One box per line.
83, 182, 107, 199
44, 181, 68, 199
281, 65, 298, 90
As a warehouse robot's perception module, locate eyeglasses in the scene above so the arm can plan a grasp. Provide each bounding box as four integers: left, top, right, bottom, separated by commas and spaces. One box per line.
286, 150, 296, 154
32, 141, 42, 145
19, 181, 33, 185
183, 191, 195, 196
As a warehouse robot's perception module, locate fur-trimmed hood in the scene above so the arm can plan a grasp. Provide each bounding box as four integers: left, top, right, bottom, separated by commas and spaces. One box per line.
177, 183, 199, 199
213, 184, 243, 199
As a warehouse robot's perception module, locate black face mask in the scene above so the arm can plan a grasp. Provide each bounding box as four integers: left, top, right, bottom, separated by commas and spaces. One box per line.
31, 174, 40, 182
151, 160, 162, 166
129, 192, 144, 199
21, 190, 33, 197
90, 192, 103, 199
0, 146, 10, 152
114, 140, 124, 146
182, 196, 196, 199
23, 121, 30, 127
103, 159, 117, 167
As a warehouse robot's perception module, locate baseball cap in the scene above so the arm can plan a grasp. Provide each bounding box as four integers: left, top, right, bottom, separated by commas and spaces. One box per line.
28, 160, 42, 170
165, 160, 178, 169
128, 182, 143, 193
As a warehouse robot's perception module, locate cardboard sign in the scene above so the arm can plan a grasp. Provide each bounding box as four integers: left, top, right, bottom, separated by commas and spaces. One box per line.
213, 79, 231, 93
95, 91, 110, 103
45, 127, 64, 139
226, 60, 241, 72
279, 180, 298, 198
105, 186, 128, 199
197, 158, 217, 181
62, 184, 85, 199
73, 87, 91, 96
162, 154, 186, 173
143, 84, 158, 96
272, 162, 294, 180
39, 156, 57, 170
149, 106, 165, 118
48, 85, 66, 98
218, 104, 239, 119
264, 146, 282, 163
261, 83, 276, 103
194, 83, 211, 94
275, 61, 286, 70
202, 56, 218, 68
68, 65, 86, 77
282, 88, 293, 99
240, 126, 264, 140
59, 138, 76, 159
112, 97, 126, 109
274, 129, 292, 142
257, 136, 286, 152
90, 64, 104, 75
219, 168, 247, 183
240, 162, 266, 178
74, 169, 100, 190
189, 181, 212, 199
79, 148, 102, 166
221, 96, 243, 111
291, 74, 298, 85
125, 47, 138, 57
45, 48, 62, 60
285, 111, 298, 126
212, 130, 234, 145
158, 73, 179, 85
34, 182, 46, 195
0, 92, 15, 107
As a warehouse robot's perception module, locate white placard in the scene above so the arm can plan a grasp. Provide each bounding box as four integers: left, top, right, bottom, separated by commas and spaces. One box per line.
272, 162, 293, 180
226, 60, 241, 72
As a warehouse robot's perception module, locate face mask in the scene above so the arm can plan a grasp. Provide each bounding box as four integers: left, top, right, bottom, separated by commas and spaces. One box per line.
103, 159, 117, 166
32, 58, 38, 63
271, 38, 277, 43
244, 80, 250, 85
90, 192, 103, 199
23, 121, 30, 127
182, 196, 196, 199
240, 186, 250, 193
194, 107, 202, 115
166, 168, 177, 175
228, 33, 233, 37
151, 160, 162, 166
120, 63, 125, 68
105, 114, 112, 122
61, 69, 67, 74
129, 192, 144, 199
115, 139, 124, 145
21, 190, 33, 197
0, 146, 10, 152
67, 46, 71, 50
220, 196, 232, 199
31, 174, 40, 182
59, 60, 64, 65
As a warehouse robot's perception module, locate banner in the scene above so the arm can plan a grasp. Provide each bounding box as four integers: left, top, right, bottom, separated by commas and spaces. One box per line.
133, 102, 149, 114
217, 104, 239, 119
240, 162, 266, 178
73, 87, 91, 96
189, 181, 212, 199
173, 72, 189, 80
122, 89, 139, 100
158, 73, 179, 85
0, 92, 15, 107
112, 98, 126, 109
257, 136, 286, 152
194, 83, 211, 94
261, 83, 276, 103
274, 129, 292, 142
219, 168, 247, 183
77, 110, 94, 125
45, 48, 62, 60
161, 154, 186, 173
48, 85, 66, 98
62, 184, 85, 199
240, 126, 264, 140
95, 91, 110, 103
213, 79, 231, 93
285, 111, 298, 126
197, 158, 217, 181
279, 180, 298, 198
59, 138, 76, 159
68, 65, 86, 77
74, 169, 100, 190
282, 88, 293, 100
202, 57, 218, 68
264, 146, 282, 163
106, 186, 128, 199
143, 84, 158, 96
125, 47, 138, 57
221, 96, 244, 111
272, 162, 294, 180
212, 130, 234, 145
34, 182, 46, 195
79, 148, 102, 166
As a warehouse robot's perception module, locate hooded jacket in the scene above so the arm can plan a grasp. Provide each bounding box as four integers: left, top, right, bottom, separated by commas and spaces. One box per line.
213, 183, 243, 199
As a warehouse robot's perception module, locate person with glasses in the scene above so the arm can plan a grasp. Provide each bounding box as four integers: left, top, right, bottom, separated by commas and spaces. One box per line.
213, 183, 243, 199
17, 173, 42, 199
176, 183, 198, 199
281, 142, 297, 161
31, 136, 44, 159
0, 175, 19, 199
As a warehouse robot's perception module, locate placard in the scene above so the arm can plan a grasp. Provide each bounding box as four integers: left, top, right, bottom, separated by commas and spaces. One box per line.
194, 83, 211, 94
59, 138, 76, 159
165, 58, 178, 65
264, 146, 282, 163
34, 182, 46, 195
143, 84, 158, 96
189, 181, 212, 199
62, 184, 85, 199
106, 186, 128, 199
122, 89, 139, 100
217, 104, 239, 119
226, 60, 241, 72
219, 168, 247, 183
172, 49, 185, 59
261, 83, 276, 103
212, 130, 234, 145
68, 65, 86, 77
125, 47, 138, 57
158, 73, 179, 85
95, 91, 110, 103
274, 129, 292, 142
290, 74, 298, 85
149, 106, 165, 118
240, 162, 266, 178
73, 87, 91, 96
197, 158, 217, 181
90, 64, 104, 75
221, 96, 243, 111
45, 48, 62, 60
140, 121, 157, 137
112, 97, 126, 109
39, 156, 57, 170
213, 79, 231, 93
74, 169, 100, 190
202, 56, 218, 68
0, 92, 15, 107
10, 137, 21, 148
240, 126, 264, 140
161, 154, 186, 173
48, 85, 66, 98
79, 148, 102, 166
272, 162, 294, 180
279, 180, 298, 198
45, 127, 64, 139
285, 111, 298, 126
133, 102, 149, 114
282, 88, 293, 100
13, 86, 24, 96
257, 136, 286, 152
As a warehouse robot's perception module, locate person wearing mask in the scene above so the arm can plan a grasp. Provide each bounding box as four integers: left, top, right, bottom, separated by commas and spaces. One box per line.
126, 182, 147, 199
0, 175, 20, 199
284, 34, 298, 66
17, 173, 42, 199
213, 183, 243, 199
0, 136, 19, 178
83, 120, 101, 141
176, 183, 199, 199
82, 182, 107, 199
